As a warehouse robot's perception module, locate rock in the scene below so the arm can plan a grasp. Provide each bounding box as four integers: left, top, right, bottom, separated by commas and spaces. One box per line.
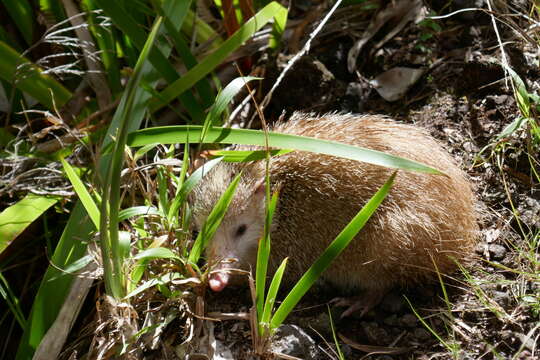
213, 340, 234, 360
488, 244, 506, 260
491, 290, 510, 307
270, 324, 323, 359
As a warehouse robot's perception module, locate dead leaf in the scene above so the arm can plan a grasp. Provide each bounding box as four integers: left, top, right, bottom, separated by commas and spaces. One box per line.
347, 0, 424, 72
370, 67, 426, 102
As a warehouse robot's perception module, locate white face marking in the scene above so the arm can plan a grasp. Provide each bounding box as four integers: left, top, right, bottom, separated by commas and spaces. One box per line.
206, 208, 265, 271
190, 162, 268, 288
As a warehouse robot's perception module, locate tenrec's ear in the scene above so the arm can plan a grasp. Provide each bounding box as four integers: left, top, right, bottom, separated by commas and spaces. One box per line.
252, 177, 266, 200
189, 150, 211, 174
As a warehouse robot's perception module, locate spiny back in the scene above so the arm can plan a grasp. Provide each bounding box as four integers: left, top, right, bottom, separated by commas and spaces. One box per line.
190, 113, 478, 292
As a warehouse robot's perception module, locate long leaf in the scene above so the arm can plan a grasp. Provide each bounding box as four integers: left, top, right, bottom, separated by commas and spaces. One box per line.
270, 172, 397, 330
168, 157, 223, 222
260, 257, 287, 335
162, 16, 214, 109
83, 2, 122, 93
60, 158, 100, 229
0, 272, 26, 329
149, 2, 287, 112
15, 202, 94, 360
94, 0, 205, 122
128, 126, 441, 174
118, 206, 160, 221
132, 247, 180, 261
0, 194, 58, 253
256, 191, 279, 321
209, 149, 293, 162
100, 16, 163, 299
125, 272, 184, 299
200, 76, 260, 141
3, 0, 34, 45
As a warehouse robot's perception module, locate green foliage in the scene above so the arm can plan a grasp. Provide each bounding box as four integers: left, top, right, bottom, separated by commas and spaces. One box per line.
60, 157, 100, 229
209, 149, 294, 162
0, 194, 58, 253
99, 16, 163, 300
167, 157, 222, 225
256, 191, 279, 326
129, 125, 441, 174
328, 305, 345, 360
149, 2, 287, 113
200, 76, 260, 140
3, 0, 34, 45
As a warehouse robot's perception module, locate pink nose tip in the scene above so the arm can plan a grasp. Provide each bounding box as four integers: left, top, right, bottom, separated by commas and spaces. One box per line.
209, 271, 230, 292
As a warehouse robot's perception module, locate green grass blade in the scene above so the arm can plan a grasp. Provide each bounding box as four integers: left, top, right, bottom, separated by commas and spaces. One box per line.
168, 157, 223, 223
83, 2, 122, 93
133, 143, 159, 162
210, 78, 260, 120
256, 191, 279, 321
118, 206, 160, 221
328, 305, 345, 360
38, 0, 65, 23
48, 255, 93, 281
200, 76, 261, 140
132, 247, 181, 261
209, 149, 293, 162
166, 142, 190, 224
270, 172, 397, 330
3, 0, 34, 45
269, 4, 287, 49
0, 41, 71, 110
149, 2, 286, 112
405, 296, 453, 350
162, 16, 214, 109
100, 16, 163, 299
128, 126, 441, 174
60, 158, 100, 229
181, 9, 222, 49
0, 194, 58, 253
501, 64, 530, 118
94, 0, 205, 122
0, 272, 26, 329
188, 172, 242, 264
156, 165, 170, 217
125, 272, 184, 299
260, 257, 288, 335
177, 140, 190, 195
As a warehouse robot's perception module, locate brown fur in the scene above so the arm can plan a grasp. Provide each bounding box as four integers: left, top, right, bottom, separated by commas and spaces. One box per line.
189, 113, 478, 294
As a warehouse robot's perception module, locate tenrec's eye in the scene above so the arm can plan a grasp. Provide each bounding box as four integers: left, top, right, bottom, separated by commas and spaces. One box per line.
235, 224, 247, 237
